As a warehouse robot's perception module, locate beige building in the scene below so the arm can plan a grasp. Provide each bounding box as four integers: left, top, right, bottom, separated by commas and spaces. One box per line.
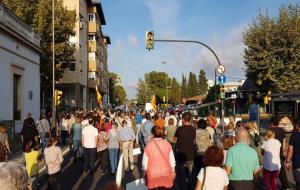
60, 0, 110, 110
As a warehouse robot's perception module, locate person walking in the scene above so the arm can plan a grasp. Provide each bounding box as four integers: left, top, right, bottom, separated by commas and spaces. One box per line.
173, 112, 196, 190
97, 124, 109, 174
108, 122, 120, 175
194, 119, 212, 175
60, 114, 69, 145
119, 120, 135, 172
44, 137, 63, 190
37, 113, 51, 151
21, 113, 38, 152
24, 141, 41, 187
286, 120, 300, 190
154, 112, 164, 129
270, 118, 290, 190
225, 128, 261, 190
143, 126, 176, 190
71, 116, 82, 163
82, 117, 98, 174
195, 146, 229, 190
261, 129, 281, 190
136, 111, 143, 145
141, 113, 154, 147
165, 118, 177, 152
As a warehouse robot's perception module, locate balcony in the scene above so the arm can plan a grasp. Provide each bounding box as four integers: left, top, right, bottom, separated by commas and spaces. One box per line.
88, 21, 98, 34
88, 40, 97, 52
89, 60, 97, 72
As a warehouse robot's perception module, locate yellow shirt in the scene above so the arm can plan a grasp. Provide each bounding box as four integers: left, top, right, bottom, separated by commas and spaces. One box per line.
24, 150, 39, 177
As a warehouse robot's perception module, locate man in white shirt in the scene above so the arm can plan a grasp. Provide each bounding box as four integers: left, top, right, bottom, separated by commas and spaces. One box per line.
82, 118, 98, 174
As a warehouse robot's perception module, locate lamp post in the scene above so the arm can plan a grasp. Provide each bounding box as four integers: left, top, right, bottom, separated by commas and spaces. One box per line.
52, 0, 56, 128
161, 61, 168, 105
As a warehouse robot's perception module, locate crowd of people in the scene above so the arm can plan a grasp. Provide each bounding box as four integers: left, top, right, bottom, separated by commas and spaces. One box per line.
0, 108, 300, 190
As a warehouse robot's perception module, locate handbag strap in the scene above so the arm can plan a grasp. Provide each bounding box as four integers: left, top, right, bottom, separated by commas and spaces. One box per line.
153, 140, 170, 166
39, 120, 46, 133
201, 167, 206, 190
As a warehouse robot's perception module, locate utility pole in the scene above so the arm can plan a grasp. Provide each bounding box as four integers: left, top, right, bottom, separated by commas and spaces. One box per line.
52, 0, 56, 128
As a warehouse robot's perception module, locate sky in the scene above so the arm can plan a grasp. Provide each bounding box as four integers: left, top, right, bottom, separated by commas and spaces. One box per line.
101, 0, 298, 99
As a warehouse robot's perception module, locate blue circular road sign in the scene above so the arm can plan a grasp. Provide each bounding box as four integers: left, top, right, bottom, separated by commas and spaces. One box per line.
218, 75, 227, 84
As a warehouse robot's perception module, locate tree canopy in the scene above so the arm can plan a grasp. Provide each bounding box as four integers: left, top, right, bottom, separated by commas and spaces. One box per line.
198, 69, 208, 95
243, 4, 300, 93
2, 0, 76, 102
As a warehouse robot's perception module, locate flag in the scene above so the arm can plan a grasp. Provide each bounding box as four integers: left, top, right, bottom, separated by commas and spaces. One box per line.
95, 85, 102, 105
151, 94, 157, 112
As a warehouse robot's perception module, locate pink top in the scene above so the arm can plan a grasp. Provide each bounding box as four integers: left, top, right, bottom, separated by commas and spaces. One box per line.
104, 123, 112, 133
143, 138, 175, 189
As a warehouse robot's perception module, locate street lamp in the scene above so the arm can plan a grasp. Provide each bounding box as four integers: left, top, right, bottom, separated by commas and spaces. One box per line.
161, 61, 168, 105
52, 0, 56, 128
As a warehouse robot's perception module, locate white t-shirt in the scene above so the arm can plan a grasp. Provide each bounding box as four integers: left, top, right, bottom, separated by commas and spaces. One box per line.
197, 167, 229, 190
262, 138, 281, 171
82, 125, 98, 148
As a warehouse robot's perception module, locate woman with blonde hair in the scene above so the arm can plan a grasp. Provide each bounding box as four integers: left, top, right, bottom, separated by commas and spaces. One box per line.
261, 129, 281, 190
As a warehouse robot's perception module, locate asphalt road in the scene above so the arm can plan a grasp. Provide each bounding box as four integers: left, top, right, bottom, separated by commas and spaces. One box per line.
35, 150, 144, 190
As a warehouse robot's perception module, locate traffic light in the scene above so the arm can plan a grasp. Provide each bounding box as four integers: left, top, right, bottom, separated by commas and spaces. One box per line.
219, 85, 225, 99
145, 31, 154, 50
55, 90, 63, 106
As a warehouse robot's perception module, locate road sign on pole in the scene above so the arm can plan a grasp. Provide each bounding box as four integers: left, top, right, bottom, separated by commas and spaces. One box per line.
217, 65, 225, 74
218, 75, 227, 84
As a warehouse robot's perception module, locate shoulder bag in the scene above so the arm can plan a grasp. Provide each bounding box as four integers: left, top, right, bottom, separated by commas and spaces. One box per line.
40, 120, 51, 138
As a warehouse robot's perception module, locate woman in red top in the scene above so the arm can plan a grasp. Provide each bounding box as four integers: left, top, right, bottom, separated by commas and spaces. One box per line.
142, 126, 176, 190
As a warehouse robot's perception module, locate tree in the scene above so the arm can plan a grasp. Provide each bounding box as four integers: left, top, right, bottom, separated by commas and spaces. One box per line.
136, 79, 147, 104
181, 74, 188, 98
187, 72, 199, 97
243, 4, 300, 93
136, 71, 173, 104
114, 85, 127, 105
169, 78, 182, 104
198, 69, 208, 95
2, 0, 76, 104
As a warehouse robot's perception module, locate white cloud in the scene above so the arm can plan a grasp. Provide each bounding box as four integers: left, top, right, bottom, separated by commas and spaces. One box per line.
128, 35, 138, 47
145, 0, 180, 38
189, 25, 247, 80
109, 38, 124, 65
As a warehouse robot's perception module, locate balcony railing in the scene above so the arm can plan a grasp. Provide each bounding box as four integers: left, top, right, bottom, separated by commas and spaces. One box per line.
0, 3, 40, 47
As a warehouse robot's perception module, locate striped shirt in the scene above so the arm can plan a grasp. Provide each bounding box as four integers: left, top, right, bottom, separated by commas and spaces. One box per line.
119, 126, 135, 142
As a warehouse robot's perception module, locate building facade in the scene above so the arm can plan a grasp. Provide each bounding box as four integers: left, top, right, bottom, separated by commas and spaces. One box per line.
61, 0, 110, 110
0, 3, 41, 132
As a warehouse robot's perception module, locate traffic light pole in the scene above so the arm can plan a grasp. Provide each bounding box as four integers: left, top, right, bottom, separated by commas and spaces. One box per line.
153, 39, 224, 127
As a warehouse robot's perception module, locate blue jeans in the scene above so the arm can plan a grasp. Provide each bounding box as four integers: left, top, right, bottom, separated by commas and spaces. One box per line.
73, 140, 81, 159
40, 133, 48, 150
109, 148, 119, 173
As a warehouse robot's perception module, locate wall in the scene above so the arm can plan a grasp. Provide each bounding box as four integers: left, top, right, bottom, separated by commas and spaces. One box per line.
0, 30, 40, 132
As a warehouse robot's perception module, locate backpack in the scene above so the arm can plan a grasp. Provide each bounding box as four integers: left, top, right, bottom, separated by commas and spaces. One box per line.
0, 141, 9, 162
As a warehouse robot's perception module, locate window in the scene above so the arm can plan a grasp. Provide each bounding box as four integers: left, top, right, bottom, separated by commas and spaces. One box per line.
88, 52, 96, 61
68, 62, 76, 71
13, 74, 21, 120
88, 35, 96, 41
88, 72, 97, 80
88, 13, 96, 22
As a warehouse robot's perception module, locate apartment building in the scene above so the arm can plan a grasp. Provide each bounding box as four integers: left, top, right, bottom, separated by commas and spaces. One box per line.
60, 0, 110, 110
